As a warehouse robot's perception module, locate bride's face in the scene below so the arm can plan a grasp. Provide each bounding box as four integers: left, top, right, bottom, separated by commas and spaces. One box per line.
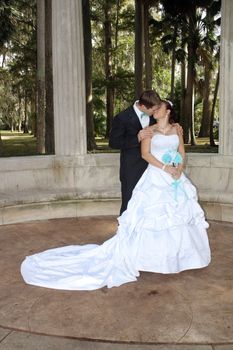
153, 103, 169, 119
141, 104, 160, 116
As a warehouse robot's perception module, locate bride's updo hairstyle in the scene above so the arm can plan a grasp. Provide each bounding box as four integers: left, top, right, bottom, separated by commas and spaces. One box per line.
162, 99, 178, 124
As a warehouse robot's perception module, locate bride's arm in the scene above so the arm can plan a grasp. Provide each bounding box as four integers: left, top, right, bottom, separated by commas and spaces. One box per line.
141, 137, 177, 176
176, 133, 185, 175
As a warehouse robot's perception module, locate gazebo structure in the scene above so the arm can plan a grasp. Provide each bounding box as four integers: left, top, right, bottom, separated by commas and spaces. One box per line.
0, 0, 232, 225
0, 3, 232, 348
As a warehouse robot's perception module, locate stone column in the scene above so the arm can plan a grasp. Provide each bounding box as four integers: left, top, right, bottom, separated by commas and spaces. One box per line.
219, 0, 233, 156
52, 0, 86, 156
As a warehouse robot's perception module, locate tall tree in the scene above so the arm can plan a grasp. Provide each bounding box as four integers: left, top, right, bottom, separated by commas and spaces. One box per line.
0, 1, 14, 48
144, 0, 152, 89
3, 0, 37, 136
82, 0, 96, 150
0, 0, 15, 154
184, 5, 197, 145
37, 0, 46, 153
198, 52, 212, 137
135, 0, 144, 98
179, 27, 187, 130
209, 66, 219, 146
198, 1, 221, 137
44, 0, 54, 154
159, 0, 184, 100
104, 0, 115, 138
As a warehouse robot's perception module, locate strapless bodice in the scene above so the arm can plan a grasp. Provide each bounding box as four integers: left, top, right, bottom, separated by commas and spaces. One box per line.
150, 133, 179, 162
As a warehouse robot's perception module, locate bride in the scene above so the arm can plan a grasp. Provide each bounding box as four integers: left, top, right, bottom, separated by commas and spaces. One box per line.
21, 100, 211, 290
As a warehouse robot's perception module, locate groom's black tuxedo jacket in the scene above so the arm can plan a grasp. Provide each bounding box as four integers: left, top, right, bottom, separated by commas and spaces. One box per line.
109, 106, 156, 214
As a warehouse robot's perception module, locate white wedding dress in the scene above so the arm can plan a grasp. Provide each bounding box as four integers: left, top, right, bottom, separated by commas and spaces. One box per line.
21, 133, 211, 290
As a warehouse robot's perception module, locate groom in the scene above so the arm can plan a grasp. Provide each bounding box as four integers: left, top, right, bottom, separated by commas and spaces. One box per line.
109, 90, 161, 214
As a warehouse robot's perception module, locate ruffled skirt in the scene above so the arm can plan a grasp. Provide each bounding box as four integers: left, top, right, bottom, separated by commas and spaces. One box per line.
21, 166, 211, 290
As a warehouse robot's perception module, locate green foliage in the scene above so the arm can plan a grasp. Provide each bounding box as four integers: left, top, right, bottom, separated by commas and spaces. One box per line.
91, 0, 136, 136
0, 0, 221, 155
0, 0, 36, 138
150, 0, 221, 142
0, 0, 15, 49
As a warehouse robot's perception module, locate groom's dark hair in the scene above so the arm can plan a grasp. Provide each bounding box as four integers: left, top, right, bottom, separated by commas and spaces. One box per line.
138, 90, 161, 108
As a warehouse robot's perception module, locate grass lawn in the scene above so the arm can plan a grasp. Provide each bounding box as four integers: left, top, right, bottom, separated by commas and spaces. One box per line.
0, 131, 37, 157
0, 131, 218, 157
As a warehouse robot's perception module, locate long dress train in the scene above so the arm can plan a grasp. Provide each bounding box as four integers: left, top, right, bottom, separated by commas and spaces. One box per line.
21, 134, 211, 290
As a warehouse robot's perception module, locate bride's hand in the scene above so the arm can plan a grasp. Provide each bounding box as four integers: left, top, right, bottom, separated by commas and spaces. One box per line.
172, 170, 182, 180
172, 166, 183, 180
164, 165, 179, 177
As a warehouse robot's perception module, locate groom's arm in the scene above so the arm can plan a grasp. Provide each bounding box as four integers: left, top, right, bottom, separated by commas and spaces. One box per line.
109, 114, 139, 150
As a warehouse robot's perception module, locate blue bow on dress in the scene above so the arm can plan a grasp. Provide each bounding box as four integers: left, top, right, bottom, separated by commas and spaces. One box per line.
161, 150, 187, 201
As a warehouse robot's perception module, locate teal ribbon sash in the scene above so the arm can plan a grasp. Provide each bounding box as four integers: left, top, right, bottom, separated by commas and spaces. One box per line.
171, 179, 188, 201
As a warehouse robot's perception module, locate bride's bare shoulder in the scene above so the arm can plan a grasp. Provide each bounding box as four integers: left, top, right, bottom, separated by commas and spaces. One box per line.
171, 124, 178, 134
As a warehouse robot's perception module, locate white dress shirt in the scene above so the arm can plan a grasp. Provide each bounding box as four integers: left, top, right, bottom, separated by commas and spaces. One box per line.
133, 101, 150, 128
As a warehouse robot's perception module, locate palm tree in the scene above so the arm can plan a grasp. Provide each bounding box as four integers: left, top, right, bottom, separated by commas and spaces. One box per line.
209, 66, 219, 146
159, 0, 186, 101
153, 0, 220, 145
198, 0, 221, 138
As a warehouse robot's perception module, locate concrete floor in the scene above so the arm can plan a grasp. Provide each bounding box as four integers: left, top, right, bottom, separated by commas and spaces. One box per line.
0, 217, 232, 350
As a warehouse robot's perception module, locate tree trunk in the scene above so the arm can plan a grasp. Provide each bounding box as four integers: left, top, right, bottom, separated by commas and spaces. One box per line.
183, 71, 191, 143
209, 67, 219, 146
190, 87, 196, 146
135, 0, 144, 99
18, 91, 22, 132
180, 58, 186, 128
36, 0, 46, 153
23, 94, 29, 133
184, 10, 196, 145
104, 0, 114, 139
31, 95, 37, 136
199, 63, 212, 137
114, 0, 120, 58
179, 27, 187, 130
0, 131, 3, 157
0, 133, 3, 156
170, 24, 177, 100
82, 0, 96, 150
1, 49, 6, 68
45, 0, 55, 154
144, 0, 152, 89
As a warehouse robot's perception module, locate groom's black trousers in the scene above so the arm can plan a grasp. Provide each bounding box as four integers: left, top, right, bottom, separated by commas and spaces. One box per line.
119, 148, 148, 214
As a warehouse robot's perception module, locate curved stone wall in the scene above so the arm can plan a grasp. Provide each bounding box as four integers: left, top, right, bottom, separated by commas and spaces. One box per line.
0, 153, 232, 225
